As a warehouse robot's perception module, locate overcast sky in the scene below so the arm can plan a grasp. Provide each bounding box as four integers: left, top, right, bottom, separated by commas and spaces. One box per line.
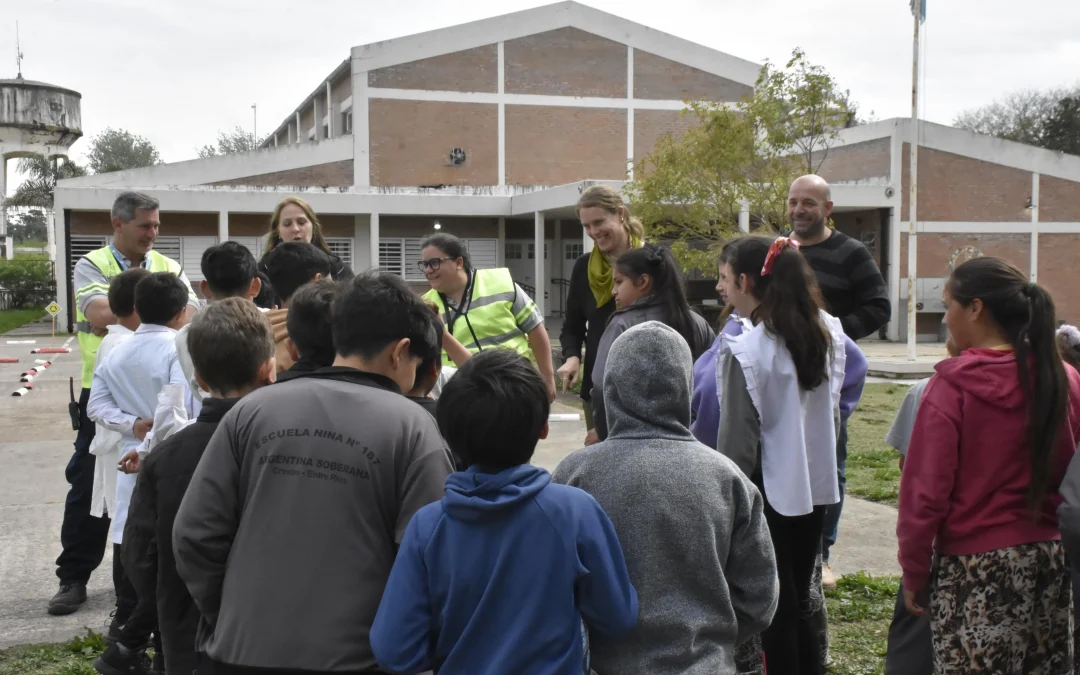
1, 0, 1078, 178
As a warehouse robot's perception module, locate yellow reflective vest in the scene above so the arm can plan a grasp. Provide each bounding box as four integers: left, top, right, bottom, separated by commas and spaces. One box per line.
423, 268, 536, 367
75, 247, 185, 388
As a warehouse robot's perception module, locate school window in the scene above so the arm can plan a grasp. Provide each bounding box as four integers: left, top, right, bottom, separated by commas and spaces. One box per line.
505, 243, 522, 260
322, 124, 329, 139
566, 243, 583, 260
342, 111, 352, 134
325, 238, 353, 271
378, 239, 404, 277
527, 244, 534, 260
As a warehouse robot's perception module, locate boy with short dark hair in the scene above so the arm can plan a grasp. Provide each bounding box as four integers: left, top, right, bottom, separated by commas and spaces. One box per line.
87, 272, 194, 675
123, 298, 276, 675
174, 271, 454, 674
277, 279, 337, 381
261, 241, 331, 308
370, 349, 638, 675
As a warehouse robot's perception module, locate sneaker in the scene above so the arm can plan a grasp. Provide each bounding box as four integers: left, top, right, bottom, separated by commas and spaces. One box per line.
104, 610, 125, 646
46, 582, 87, 616
93, 642, 152, 675
822, 563, 838, 590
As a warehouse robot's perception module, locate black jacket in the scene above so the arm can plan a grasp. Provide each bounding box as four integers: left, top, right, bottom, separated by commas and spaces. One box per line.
276, 356, 329, 383
123, 397, 240, 675
560, 253, 616, 405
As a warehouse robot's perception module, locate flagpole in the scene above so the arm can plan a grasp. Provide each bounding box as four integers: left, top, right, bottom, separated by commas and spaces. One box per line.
907, 3, 921, 361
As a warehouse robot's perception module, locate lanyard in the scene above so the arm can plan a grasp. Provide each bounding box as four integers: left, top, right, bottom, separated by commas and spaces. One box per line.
440, 271, 484, 352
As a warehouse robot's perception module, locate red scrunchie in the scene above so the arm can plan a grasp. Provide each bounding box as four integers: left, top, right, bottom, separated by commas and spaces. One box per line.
761, 237, 800, 276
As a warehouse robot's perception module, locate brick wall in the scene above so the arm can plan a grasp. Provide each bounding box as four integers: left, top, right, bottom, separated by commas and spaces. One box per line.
633, 109, 699, 170
505, 28, 626, 98
901, 145, 1032, 222
369, 100, 498, 187
1039, 175, 1080, 222
505, 105, 626, 185
381, 216, 498, 239
209, 160, 354, 187
1039, 234, 1080, 322
898, 232, 1030, 278
368, 44, 498, 93
811, 138, 891, 183
633, 49, 752, 102
70, 211, 218, 236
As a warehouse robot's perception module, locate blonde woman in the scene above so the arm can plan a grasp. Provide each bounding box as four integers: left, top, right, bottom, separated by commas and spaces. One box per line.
558, 186, 644, 442
258, 197, 354, 297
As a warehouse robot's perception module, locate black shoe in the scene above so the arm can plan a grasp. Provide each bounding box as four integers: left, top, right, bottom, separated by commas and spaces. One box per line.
93, 642, 151, 675
47, 582, 87, 616
104, 609, 126, 646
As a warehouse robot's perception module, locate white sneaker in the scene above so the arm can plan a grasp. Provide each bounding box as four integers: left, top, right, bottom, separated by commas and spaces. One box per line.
822, 563, 838, 590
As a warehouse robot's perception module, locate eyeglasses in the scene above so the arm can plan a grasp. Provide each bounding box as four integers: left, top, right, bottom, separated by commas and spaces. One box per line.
418, 257, 452, 272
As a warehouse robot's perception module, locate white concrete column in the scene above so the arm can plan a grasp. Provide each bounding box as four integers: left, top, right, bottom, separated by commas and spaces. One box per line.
1030, 172, 1040, 282
553, 219, 562, 281
326, 81, 334, 138
738, 200, 750, 233
0, 157, 8, 260
295, 111, 301, 143
352, 61, 371, 187
497, 217, 506, 267
353, 214, 370, 272
369, 212, 380, 270
626, 45, 634, 181
497, 42, 505, 186
534, 211, 546, 317
218, 210, 229, 243
47, 203, 58, 263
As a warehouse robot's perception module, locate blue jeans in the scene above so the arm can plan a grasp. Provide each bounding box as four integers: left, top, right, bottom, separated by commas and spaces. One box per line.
821, 420, 848, 563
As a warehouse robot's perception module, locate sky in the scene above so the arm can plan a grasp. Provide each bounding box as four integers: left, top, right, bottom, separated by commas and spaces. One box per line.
1, 0, 1078, 181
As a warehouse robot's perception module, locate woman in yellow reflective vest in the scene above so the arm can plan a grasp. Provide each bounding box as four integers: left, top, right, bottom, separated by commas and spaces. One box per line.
421, 233, 556, 402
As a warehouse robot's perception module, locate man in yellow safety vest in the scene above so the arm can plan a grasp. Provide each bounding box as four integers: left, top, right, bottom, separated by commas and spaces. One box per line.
48, 191, 198, 616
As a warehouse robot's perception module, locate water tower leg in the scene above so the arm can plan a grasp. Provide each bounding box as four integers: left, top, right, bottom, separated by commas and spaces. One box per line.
0, 157, 8, 260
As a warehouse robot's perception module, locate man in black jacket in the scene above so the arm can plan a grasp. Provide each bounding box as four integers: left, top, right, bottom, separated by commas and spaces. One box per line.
121, 298, 276, 675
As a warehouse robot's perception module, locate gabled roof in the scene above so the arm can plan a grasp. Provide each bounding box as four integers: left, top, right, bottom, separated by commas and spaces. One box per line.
353, 1, 761, 85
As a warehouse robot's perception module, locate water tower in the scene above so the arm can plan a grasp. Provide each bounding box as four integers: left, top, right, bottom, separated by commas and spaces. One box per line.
0, 75, 82, 259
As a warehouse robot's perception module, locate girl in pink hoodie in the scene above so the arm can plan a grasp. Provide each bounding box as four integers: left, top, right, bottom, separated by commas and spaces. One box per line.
898, 256, 1080, 673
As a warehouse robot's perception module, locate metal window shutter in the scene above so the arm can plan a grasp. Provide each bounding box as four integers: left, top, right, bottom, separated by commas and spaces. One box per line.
378, 239, 404, 277
464, 239, 498, 270
403, 238, 426, 282
69, 236, 107, 271
325, 238, 353, 271
181, 237, 218, 282
154, 237, 182, 268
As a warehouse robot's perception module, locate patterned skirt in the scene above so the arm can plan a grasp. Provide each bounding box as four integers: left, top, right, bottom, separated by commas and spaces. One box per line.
931, 541, 1074, 674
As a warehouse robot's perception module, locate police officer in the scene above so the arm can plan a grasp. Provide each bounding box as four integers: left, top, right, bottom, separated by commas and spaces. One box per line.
48, 191, 198, 615
420, 232, 556, 402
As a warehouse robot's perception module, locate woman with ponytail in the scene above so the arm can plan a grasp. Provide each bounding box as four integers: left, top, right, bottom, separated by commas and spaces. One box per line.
898, 257, 1080, 672
560, 186, 644, 438
589, 243, 714, 443
715, 235, 845, 675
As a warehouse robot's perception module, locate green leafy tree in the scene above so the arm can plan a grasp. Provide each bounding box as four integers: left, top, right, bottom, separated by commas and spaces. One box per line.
954, 86, 1080, 151
6, 155, 87, 209
7, 208, 49, 243
86, 127, 161, 174
197, 126, 269, 158
626, 48, 857, 273
1041, 96, 1080, 155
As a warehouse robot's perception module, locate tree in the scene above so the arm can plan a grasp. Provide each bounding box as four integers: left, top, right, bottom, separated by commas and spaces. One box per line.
953, 86, 1080, 151
6, 155, 87, 209
626, 48, 857, 273
197, 126, 269, 158
86, 127, 161, 174
1041, 96, 1080, 156
7, 208, 49, 243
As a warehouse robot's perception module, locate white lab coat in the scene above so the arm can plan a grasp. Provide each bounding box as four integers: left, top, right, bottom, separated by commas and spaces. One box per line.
88, 324, 134, 519
87, 324, 194, 543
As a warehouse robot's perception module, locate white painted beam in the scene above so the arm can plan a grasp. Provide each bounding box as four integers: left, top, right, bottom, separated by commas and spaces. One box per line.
534, 211, 546, 317
369, 212, 380, 270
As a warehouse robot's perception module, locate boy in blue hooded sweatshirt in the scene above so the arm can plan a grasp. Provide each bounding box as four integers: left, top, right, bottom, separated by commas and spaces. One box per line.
371, 349, 639, 675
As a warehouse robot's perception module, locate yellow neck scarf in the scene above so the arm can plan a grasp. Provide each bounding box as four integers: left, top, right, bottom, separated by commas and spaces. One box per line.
587, 235, 642, 307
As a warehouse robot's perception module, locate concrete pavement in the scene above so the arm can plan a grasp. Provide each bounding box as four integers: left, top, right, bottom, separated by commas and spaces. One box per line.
0, 337, 899, 648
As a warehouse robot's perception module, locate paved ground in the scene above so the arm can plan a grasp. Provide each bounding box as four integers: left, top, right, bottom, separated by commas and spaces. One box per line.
0, 332, 900, 649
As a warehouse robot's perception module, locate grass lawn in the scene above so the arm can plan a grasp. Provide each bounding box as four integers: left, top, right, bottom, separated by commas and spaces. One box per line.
0, 632, 104, 675
0, 308, 47, 334
846, 383, 910, 507
826, 572, 901, 675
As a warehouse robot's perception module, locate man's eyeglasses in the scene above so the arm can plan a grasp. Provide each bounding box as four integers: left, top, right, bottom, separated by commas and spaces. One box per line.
418, 257, 452, 272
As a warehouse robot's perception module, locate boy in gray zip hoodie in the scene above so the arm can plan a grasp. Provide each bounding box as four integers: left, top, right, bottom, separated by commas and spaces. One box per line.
553, 321, 778, 675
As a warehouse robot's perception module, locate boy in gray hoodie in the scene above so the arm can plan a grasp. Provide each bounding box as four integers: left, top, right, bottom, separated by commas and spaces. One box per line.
553, 321, 778, 675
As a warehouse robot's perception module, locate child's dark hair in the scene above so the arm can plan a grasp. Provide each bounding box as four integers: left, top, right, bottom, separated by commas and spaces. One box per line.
420, 233, 472, 272
614, 244, 704, 357
948, 257, 1068, 512
331, 271, 440, 362
134, 272, 190, 326
108, 268, 152, 318
262, 242, 331, 303
286, 279, 338, 368
726, 236, 831, 390
188, 297, 275, 395
717, 240, 737, 326
202, 241, 258, 297
411, 312, 445, 397
253, 272, 276, 309
436, 349, 549, 469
